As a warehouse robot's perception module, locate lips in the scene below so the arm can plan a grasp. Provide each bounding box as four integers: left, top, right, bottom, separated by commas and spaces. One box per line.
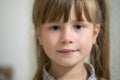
57, 49, 78, 54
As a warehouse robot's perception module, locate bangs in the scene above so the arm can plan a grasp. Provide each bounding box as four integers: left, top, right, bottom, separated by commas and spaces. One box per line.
38, 0, 93, 24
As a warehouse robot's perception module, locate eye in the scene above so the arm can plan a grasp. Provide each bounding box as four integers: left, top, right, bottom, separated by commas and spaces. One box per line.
50, 25, 61, 31
74, 24, 84, 30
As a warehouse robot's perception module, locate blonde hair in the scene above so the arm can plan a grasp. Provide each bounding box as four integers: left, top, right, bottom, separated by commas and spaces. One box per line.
32, 0, 110, 80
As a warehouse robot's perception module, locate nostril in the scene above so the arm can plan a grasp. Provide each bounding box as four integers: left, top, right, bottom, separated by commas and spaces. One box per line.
62, 40, 73, 44
69, 41, 73, 43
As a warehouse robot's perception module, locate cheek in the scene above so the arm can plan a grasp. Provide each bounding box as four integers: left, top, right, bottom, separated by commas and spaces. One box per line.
42, 34, 59, 47
80, 37, 93, 48
78, 39, 93, 57
40, 37, 54, 58
40, 32, 60, 53
78, 32, 93, 53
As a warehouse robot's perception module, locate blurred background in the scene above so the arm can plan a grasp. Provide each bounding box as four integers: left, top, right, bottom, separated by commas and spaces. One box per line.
0, 0, 120, 80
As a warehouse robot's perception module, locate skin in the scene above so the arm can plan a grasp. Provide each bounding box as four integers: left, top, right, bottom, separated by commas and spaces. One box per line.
36, 4, 100, 80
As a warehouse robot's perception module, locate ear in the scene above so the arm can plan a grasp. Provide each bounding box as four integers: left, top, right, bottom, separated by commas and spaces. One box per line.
35, 27, 42, 45
93, 24, 100, 44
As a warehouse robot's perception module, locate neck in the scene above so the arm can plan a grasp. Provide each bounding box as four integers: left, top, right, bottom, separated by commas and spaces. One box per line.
49, 61, 88, 80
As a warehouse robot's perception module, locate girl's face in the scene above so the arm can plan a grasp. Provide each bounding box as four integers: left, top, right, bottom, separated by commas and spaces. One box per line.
36, 4, 100, 67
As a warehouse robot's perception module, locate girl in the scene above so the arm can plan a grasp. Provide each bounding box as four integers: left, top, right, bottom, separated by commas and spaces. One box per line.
32, 0, 110, 80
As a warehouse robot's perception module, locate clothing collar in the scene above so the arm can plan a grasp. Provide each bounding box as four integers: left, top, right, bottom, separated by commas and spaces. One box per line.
42, 63, 97, 80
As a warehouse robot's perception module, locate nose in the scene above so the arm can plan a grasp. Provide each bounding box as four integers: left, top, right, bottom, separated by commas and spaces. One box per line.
60, 29, 74, 44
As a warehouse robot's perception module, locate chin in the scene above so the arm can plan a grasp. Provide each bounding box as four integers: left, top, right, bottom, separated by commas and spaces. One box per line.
57, 60, 82, 67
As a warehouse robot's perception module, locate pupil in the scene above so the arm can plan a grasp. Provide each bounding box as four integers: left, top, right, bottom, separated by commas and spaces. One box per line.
53, 26, 59, 30
76, 25, 82, 29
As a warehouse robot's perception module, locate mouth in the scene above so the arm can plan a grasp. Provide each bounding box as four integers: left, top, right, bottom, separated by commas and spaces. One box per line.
57, 49, 79, 54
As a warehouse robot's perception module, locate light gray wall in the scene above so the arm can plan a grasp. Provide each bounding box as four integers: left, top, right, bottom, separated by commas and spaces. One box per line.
0, 0, 120, 80
110, 0, 120, 80
0, 0, 36, 80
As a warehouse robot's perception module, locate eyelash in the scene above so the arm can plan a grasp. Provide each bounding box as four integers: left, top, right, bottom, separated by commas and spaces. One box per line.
49, 24, 84, 31
50, 25, 61, 31
74, 24, 84, 30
